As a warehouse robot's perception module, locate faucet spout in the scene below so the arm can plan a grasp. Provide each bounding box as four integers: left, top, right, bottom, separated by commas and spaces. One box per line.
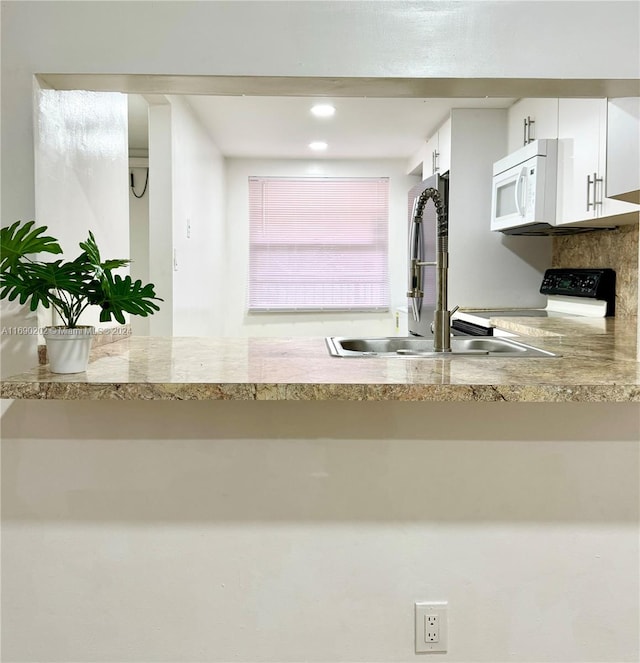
413, 184, 453, 352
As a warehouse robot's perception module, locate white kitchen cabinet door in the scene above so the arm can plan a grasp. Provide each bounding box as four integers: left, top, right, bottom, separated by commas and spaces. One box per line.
421, 118, 451, 178
556, 99, 605, 224
436, 118, 451, 175
422, 132, 439, 178
606, 97, 640, 204
507, 98, 559, 153
557, 98, 638, 225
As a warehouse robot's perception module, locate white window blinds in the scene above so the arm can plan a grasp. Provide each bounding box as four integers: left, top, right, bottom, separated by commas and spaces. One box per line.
248, 176, 390, 312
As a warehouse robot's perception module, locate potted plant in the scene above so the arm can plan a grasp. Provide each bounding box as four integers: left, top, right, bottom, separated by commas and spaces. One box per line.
1, 220, 162, 373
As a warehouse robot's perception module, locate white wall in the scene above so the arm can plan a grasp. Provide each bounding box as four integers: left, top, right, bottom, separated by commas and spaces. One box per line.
448, 109, 551, 309
225, 158, 417, 337
2, 400, 638, 662
129, 165, 150, 336
169, 96, 226, 336
147, 101, 174, 337
129, 96, 227, 337
1, 86, 129, 374
3, 1, 639, 80
34, 88, 129, 329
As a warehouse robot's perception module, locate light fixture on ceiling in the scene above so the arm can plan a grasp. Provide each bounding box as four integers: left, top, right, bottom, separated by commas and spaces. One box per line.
309, 141, 328, 151
310, 104, 336, 118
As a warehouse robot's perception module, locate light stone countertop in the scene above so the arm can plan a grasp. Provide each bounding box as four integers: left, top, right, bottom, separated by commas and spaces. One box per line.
1, 316, 639, 402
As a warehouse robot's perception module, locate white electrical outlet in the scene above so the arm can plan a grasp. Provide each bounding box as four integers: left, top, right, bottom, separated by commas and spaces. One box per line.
425, 614, 439, 642
415, 602, 448, 653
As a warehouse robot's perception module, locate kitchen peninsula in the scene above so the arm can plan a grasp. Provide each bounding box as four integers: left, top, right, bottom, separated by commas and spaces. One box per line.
2, 317, 639, 402
3, 320, 639, 662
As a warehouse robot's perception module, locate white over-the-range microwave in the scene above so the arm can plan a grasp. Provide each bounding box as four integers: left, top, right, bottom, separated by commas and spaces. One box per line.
490, 139, 559, 235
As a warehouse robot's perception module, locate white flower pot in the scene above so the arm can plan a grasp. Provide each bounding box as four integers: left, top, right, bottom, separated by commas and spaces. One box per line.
43, 326, 95, 374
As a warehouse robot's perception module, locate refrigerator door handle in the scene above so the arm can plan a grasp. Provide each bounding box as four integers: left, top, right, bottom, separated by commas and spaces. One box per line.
407, 216, 423, 321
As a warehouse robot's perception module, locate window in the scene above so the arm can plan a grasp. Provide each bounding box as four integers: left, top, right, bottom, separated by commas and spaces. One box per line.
248, 176, 390, 312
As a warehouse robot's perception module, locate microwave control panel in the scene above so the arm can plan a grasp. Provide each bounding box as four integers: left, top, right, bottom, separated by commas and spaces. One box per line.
540, 268, 616, 300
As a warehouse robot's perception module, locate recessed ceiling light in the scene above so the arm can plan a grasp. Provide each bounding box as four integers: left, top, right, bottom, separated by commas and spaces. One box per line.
311, 104, 336, 118
309, 141, 328, 151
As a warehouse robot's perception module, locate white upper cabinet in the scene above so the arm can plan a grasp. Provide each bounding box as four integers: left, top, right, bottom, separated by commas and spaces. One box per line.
556, 99, 603, 224
422, 132, 439, 179
421, 118, 452, 179
556, 98, 639, 225
507, 99, 559, 153
606, 98, 640, 205
437, 118, 451, 176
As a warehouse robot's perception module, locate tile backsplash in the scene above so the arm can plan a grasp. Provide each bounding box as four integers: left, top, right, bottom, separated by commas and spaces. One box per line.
552, 224, 638, 317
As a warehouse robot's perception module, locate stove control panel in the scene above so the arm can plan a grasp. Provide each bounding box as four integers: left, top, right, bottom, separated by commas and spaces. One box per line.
540, 268, 616, 302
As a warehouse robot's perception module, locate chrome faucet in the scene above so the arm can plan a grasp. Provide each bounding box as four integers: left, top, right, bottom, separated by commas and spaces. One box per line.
406, 185, 457, 352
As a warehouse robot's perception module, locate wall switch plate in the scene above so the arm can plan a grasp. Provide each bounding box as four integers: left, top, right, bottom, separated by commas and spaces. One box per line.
415, 601, 448, 653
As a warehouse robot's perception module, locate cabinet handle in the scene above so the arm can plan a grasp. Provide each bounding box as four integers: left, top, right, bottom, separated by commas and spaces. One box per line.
586, 173, 603, 213
523, 116, 536, 145
523, 118, 527, 146
587, 173, 597, 212
433, 150, 439, 173
594, 173, 603, 210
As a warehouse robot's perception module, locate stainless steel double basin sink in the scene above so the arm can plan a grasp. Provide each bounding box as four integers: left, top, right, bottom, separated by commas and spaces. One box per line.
326, 336, 558, 358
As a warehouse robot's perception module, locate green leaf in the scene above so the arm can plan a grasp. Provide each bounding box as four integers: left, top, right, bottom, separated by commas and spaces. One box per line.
0, 271, 49, 309
0, 220, 62, 273
78, 231, 130, 288
101, 259, 130, 270
92, 273, 162, 324
78, 231, 102, 267
0, 260, 91, 325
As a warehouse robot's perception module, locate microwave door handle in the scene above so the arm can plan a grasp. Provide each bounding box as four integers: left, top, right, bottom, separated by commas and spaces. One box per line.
514, 167, 526, 217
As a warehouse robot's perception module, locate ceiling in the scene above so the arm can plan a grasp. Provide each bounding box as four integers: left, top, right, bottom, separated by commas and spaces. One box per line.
128, 94, 517, 159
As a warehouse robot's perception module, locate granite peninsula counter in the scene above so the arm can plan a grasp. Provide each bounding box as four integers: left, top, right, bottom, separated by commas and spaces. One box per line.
2, 317, 640, 402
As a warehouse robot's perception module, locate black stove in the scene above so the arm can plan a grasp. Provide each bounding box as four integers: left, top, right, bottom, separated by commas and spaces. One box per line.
451, 269, 616, 336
